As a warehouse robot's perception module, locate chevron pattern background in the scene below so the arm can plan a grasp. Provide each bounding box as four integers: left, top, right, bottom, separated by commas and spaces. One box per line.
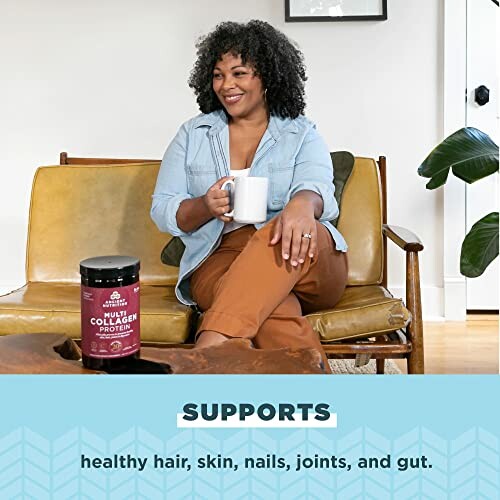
0, 426, 499, 499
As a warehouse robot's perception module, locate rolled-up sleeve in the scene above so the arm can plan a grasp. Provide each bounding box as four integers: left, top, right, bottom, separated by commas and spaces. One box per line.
285, 126, 338, 222
150, 123, 194, 236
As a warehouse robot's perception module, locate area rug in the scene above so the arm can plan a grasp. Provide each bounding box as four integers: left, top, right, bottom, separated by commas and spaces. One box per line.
329, 358, 403, 374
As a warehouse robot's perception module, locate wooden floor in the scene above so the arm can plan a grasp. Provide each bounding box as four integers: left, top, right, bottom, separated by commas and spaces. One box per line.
395, 314, 499, 374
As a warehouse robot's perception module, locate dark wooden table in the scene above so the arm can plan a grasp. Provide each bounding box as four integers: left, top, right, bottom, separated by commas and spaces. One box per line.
0, 334, 325, 374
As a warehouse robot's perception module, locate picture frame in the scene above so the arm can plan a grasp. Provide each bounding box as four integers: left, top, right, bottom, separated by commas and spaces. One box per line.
285, 0, 388, 22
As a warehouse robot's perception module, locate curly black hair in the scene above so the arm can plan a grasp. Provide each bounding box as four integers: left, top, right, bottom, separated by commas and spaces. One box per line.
188, 20, 307, 119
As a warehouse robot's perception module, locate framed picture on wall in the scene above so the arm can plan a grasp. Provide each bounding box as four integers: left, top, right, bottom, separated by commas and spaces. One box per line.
285, 0, 388, 22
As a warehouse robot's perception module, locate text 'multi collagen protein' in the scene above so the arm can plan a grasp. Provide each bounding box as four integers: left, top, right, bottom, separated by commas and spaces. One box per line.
80, 255, 140, 371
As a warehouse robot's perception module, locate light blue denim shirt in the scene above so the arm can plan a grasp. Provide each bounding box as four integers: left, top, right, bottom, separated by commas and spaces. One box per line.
151, 110, 348, 306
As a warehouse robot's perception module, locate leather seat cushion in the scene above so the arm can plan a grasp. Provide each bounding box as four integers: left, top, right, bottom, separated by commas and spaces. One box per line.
307, 285, 411, 342
0, 282, 192, 343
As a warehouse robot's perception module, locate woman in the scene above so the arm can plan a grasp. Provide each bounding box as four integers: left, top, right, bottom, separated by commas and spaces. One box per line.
151, 20, 348, 372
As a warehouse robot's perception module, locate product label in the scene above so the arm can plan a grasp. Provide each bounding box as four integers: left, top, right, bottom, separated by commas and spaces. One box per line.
81, 283, 140, 358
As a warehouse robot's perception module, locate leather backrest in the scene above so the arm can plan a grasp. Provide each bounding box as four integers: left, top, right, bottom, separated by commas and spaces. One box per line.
337, 157, 383, 285
27, 158, 383, 287
27, 163, 179, 285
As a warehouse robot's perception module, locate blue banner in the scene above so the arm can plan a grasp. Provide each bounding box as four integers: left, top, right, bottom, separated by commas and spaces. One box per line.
1, 375, 499, 499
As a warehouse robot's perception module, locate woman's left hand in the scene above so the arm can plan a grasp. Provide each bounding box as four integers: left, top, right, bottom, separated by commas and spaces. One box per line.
269, 197, 318, 266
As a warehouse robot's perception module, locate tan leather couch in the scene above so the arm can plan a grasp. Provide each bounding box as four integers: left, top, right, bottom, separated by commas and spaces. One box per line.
0, 158, 423, 372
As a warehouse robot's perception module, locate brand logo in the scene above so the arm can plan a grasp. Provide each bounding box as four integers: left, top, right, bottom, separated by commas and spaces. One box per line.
102, 290, 127, 308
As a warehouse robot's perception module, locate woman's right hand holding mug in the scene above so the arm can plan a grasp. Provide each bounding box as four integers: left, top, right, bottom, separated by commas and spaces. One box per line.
202, 176, 234, 222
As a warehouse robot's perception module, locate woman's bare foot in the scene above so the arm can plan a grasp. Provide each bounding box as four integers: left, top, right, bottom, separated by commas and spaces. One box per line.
195, 330, 231, 348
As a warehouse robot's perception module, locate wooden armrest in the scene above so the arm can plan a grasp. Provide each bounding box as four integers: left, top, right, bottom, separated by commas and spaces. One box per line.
383, 225, 424, 252
382, 224, 425, 372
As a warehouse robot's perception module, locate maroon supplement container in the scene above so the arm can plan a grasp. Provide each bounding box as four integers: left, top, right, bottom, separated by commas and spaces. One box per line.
80, 255, 140, 371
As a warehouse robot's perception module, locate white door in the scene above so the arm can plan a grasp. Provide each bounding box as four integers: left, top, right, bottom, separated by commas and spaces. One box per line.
465, 0, 499, 310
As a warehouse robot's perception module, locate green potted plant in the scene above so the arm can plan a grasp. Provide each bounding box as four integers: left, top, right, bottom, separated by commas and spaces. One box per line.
418, 127, 499, 277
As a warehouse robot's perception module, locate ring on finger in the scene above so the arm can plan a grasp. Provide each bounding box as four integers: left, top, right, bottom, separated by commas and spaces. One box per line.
302, 233, 312, 239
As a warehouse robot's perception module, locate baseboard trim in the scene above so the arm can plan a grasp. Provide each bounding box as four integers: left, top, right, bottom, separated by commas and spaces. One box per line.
443, 277, 466, 321
388, 285, 444, 321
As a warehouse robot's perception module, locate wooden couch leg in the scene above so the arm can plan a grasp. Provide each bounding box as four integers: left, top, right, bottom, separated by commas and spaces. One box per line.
376, 359, 385, 374
406, 251, 424, 374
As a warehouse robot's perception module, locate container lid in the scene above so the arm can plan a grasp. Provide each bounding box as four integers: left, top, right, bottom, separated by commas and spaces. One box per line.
80, 255, 140, 280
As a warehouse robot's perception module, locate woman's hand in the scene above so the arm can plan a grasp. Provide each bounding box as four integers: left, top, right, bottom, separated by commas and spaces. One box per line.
203, 176, 234, 223
269, 195, 319, 266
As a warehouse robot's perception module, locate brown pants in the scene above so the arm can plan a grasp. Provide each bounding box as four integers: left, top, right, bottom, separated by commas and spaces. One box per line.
190, 220, 348, 373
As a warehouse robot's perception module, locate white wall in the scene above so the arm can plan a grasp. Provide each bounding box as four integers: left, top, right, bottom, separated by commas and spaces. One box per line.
0, 0, 444, 318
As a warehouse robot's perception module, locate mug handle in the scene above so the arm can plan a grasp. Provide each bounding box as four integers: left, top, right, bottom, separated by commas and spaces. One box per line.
220, 179, 235, 217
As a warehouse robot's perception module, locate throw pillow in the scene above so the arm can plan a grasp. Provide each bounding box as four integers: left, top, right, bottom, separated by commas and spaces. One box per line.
330, 151, 355, 227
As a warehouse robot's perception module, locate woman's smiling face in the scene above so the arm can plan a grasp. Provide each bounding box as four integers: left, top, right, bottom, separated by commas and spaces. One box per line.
212, 53, 267, 120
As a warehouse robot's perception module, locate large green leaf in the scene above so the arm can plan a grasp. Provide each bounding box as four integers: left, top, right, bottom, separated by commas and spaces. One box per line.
460, 212, 499, 278
418, 127, 498, 189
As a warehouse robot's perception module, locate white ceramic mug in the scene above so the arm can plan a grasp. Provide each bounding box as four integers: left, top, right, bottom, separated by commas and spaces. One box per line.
220, 176, 269, 223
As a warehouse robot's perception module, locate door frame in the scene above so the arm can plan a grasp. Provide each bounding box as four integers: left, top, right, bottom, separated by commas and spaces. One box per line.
443, 0, 467, 320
